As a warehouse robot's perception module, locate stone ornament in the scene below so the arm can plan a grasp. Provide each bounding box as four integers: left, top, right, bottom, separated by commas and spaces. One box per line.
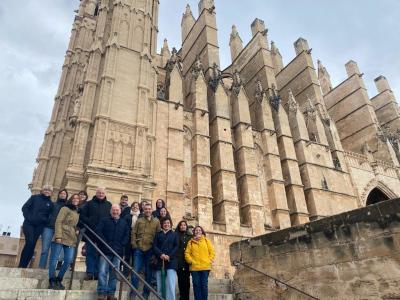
269, 84, 281, 111
208, 63, 223, 92
231, 70, 242, 96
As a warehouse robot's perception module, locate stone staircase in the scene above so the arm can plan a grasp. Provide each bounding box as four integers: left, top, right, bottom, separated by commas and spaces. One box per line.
0, 267, 233, 300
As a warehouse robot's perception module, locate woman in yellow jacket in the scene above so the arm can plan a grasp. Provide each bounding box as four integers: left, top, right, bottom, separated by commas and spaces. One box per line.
184, 226, 215, 300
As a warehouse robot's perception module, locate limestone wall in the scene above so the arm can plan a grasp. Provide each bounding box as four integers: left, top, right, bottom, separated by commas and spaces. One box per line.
230, 198, 400, 299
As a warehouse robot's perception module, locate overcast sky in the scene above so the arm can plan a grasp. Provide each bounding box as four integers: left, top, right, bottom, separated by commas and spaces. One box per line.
0, 0, 399, 236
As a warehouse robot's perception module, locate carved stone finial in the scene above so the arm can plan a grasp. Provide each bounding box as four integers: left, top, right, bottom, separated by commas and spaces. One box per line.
303, 96, 317, 120
271, 41, 277, 53
231, 70, 242, 96
166, 47, 179, 72
286, 89, 298, 113
208, 63, 223, 92
254, 79, 265, 103
191, 55, 203, 79
184, 4, 192, 16
232, 25, 238, 34
157, 83, 165, 100
269, 84, 281, 111
162, 38, 169, 50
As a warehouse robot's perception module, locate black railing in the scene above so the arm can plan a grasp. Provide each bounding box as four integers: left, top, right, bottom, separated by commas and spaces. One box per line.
79, 223, 164, 300
233, 260, 319, 300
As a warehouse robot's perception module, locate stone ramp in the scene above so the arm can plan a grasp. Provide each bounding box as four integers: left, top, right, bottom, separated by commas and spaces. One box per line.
0, 267, 233, 300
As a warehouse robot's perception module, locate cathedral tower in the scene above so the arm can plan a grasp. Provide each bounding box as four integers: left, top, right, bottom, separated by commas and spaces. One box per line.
32, 0, 160, 202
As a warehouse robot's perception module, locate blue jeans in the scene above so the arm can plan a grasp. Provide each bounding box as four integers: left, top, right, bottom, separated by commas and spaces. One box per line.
86, 242, 99, 276
191, 270, 209, 300
131, 249, 153, 297
48, 243, 75, 280
39, 227, 54, 268
97, 255, 120, 295
156, 269, 177, 300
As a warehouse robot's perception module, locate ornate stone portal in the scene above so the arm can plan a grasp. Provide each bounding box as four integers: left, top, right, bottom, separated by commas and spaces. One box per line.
30, 0, 400, 277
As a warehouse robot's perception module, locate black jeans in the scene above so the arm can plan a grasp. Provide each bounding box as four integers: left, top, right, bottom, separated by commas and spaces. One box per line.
18, 223, 43, 268
177, 267, 191, 300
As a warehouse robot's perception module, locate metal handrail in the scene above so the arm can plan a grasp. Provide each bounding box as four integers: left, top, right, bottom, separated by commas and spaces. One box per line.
233, 260, 319, 300
81, 231, 147, 300
80, 222, 163, 300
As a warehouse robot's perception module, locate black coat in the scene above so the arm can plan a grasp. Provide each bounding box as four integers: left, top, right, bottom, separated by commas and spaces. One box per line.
46, 198, 67, 229
79, 196, 112, 241
120, 205, 131, 220
176, 231, 192, 270
22, 193, 54, 227
96, 217, 129, 256
153, 230, 179, 270
79, 196, 112, 229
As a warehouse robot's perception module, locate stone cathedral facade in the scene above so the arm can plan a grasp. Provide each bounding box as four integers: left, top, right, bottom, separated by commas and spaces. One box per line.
30, 0, 400, 277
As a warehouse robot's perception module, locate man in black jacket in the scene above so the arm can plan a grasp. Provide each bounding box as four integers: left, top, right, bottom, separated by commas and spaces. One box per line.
96, 204, 129, 300
19, 185, 54, 268
79, 187, 112, 280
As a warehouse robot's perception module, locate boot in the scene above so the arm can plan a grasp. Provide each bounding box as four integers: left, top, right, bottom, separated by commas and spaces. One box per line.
48, 278, 57, 289
55, 277, 65, 290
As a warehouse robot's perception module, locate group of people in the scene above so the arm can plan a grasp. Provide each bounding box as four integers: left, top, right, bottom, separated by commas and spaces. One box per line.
18, 185, 215, 300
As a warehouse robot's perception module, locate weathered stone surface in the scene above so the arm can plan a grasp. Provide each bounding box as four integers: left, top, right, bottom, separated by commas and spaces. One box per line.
230, 199, 400, 299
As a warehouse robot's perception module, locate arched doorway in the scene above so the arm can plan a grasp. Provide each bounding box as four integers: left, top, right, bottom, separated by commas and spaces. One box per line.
366, 188, 390, 206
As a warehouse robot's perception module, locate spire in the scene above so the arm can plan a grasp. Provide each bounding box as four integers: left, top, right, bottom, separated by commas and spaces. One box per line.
294, 37, 310, 56
161, 39, 170, 55
229, 25, 243, 61
345, 60, 360, 77
161, 38, 171, 66
271, 41, 279, 54
181, 4, 196, 42
251, 18, 267, 37
374, 75, 391, 93
271, 41, 284, 74
317, 60, 332, 95
198, 0, 215, 14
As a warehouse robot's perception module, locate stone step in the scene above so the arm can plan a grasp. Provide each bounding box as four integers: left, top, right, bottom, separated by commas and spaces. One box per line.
0, 268, 232, 294
0, 277, 232, 295
0, 289, 233, 300
0, 289, 129, 300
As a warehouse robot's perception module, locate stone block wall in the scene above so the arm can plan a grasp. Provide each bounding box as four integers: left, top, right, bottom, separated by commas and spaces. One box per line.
230, 198, 400, 299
